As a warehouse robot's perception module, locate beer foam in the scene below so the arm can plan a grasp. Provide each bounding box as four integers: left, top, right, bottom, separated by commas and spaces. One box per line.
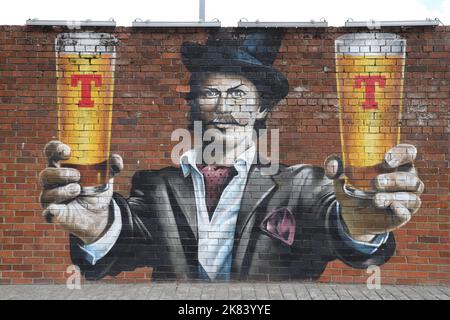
55, 32, 118, 54
335, 33, 406, 56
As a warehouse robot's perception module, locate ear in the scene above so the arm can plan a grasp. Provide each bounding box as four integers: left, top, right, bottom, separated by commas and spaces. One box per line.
256, 107, 269, 121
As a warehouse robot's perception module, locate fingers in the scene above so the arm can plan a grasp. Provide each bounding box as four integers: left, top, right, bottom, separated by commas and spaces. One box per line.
40, 183, 81, 208
109, 154, 123, 177
384, 144, 417, 169
44, 140, 71, 167
374, 192, 422, 215
375, 171, 424, 193
39, 167, 80, 187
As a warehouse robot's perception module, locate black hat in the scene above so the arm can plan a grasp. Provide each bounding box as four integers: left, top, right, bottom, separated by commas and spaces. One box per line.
181, 30, 289, 103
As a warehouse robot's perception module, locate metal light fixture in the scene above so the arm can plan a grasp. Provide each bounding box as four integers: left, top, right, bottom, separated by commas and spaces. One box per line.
26, 18, 116, 27
132, 18, 221, 27
237, 18, 328, 28
344, 18, 441, 28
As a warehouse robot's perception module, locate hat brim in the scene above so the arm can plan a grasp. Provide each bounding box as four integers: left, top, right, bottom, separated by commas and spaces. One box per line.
181, 42, 289, 102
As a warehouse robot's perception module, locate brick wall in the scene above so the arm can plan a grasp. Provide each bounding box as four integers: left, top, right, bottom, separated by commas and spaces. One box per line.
0, 25, 448, 285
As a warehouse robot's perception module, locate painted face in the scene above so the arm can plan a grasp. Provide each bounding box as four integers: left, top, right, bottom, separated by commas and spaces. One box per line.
196, 73, 267, 146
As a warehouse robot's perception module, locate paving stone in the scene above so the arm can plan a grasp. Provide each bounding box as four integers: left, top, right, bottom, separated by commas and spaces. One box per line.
267, 284, 283, 300
173, 284, 190, 300
413, 287, 437, 300
254, 284, 270, 300
383, 286, 411, 300
214, 285, 229, 300
279, 284, 297, 300
292, 284, 312, 300
305, 285, 326, 300
330, 287, 354, 300
397, 286, 428, 300
200, 284, 216, 300
369, 287, 396, 300
318, 285, 340, 300
343, 285, 369, 300
434, 287, 450, 300
241, 286, 257, 300
358, 287, 384, 300
187, 285, 202, 300
228, 285, 242, 300
418, 286, 450, 300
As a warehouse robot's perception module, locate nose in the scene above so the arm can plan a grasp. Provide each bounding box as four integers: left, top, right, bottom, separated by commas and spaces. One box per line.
216, 94, 233, 114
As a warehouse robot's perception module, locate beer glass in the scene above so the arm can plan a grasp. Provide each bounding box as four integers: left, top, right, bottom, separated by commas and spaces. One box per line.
55, 32, 117, 195
335, 33, 406, 196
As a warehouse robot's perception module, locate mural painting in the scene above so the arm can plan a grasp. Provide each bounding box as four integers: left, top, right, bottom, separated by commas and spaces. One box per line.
39, 30, 424, 281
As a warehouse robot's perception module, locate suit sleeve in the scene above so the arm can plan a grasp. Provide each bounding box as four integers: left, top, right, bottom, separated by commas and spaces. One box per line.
69, 171, 156, 280
292, 165, 396, 270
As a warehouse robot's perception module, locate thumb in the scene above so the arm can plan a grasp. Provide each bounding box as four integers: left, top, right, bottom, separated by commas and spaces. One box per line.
109, 154, 123, 178
324, 155, 347, 202
43, 203, 68, 224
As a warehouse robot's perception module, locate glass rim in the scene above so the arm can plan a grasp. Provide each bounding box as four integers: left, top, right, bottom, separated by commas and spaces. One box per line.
335, 32, 405, 41
335, 32, 406, 56
55, 32, 118, 54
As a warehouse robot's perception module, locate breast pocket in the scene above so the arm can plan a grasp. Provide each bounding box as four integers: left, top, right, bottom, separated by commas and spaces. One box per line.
259, 207, 296, 246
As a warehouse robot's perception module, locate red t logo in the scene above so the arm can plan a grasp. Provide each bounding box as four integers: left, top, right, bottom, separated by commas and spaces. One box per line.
354, 75, 386, 110
70, 74, 102, 108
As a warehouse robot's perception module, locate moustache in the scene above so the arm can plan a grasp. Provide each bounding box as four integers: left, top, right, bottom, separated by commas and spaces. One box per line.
207, 115, 245, 126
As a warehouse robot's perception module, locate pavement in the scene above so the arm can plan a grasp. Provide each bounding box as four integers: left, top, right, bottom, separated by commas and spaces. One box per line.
1, 282, 450, 300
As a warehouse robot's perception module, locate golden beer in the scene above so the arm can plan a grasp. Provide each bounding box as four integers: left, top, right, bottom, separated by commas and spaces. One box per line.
55, 33, 117, 195
335, 33, 406, 193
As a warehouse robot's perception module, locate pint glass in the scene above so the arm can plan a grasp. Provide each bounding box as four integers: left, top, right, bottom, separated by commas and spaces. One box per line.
335, 33, 406, 195
55, 33, 117, 195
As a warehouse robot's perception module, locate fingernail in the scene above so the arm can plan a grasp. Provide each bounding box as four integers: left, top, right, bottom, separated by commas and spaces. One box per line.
68, 184, 80, 194
44, 213, 53, 223
417, 181, 425, 194
375, 194, 389, 207
386, 158, 399, 168
377, 174, 390, 188
326, 159, 338, 176
57, 144, 70, 158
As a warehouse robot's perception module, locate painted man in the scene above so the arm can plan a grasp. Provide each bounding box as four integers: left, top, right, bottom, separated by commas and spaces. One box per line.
39, 31, 424, 281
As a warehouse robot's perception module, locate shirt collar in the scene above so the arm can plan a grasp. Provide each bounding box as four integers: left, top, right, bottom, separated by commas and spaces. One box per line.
180, 144, 256, 178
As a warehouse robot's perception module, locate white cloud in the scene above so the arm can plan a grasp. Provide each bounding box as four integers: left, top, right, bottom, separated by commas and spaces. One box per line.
0, 0, 448, 26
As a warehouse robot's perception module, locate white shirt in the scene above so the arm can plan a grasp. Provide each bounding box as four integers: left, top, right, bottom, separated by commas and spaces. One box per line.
180, 145, 256, 280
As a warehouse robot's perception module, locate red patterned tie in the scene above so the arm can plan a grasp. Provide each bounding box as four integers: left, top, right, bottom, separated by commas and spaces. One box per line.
198, 165, 237, 220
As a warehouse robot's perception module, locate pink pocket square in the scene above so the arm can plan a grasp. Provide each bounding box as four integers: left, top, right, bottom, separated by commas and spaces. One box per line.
260, 207, 296, 246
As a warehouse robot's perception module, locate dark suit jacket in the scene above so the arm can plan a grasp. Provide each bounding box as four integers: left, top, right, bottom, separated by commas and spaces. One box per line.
71, 163, 395, 281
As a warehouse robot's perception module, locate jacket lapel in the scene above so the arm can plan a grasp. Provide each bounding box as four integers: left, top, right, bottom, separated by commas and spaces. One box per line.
167, 174, 198, 240
232, 166, 277, 278
235, 166, 277, 238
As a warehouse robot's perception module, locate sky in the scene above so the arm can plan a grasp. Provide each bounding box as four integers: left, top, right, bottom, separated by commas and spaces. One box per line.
0, 0, 448, 26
